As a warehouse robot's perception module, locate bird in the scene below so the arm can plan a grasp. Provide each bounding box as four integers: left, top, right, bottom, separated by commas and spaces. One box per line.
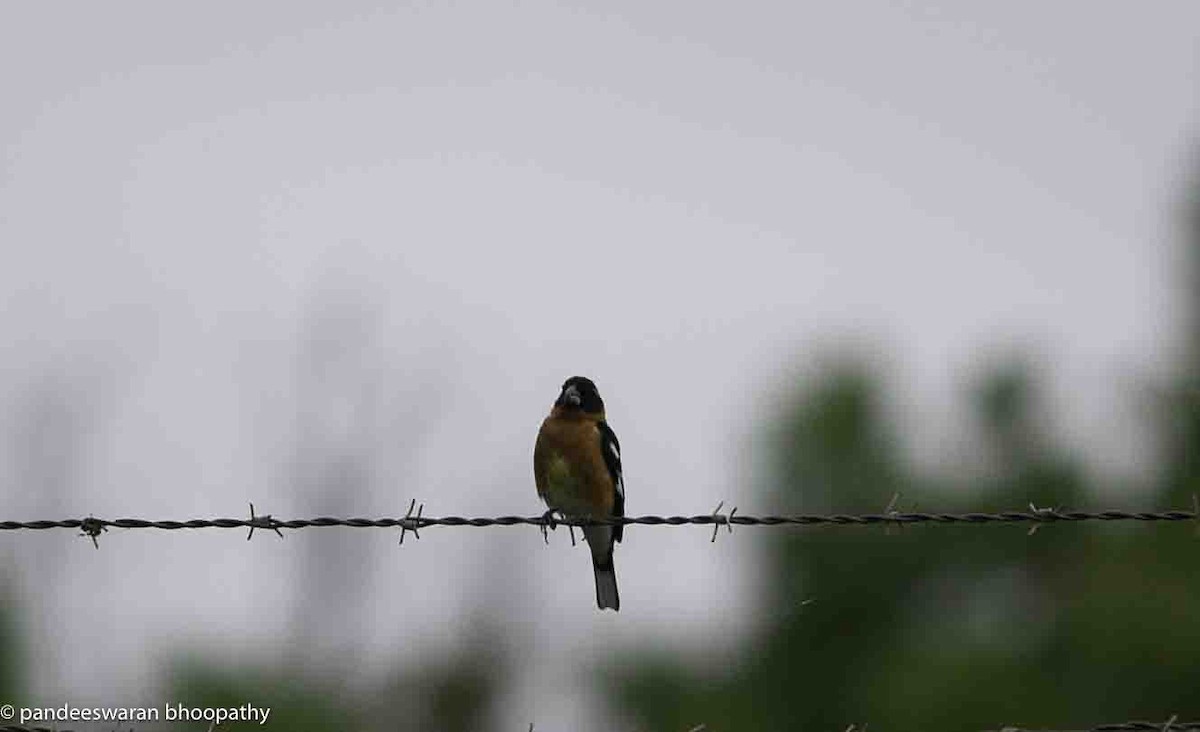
534, 376, 625, 611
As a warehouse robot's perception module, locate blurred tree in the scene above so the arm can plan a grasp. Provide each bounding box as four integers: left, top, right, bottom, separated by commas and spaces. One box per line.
368, 625, 511, 732
1, 358, 120, 695
284, 270, 446, 678
603, 166, 1200, 729
285, 290, 389, 673
168, 658, 356, 732
0, 578, 25, 704
1161, 159, 1200, 505
167, 622, 511, 732
164, 267, 502, 732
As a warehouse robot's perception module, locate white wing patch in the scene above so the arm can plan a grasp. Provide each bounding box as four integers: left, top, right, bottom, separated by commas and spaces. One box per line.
598, 421, 624, 501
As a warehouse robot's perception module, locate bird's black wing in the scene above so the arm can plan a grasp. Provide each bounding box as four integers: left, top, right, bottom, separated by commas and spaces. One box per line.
598, 420, 624, 543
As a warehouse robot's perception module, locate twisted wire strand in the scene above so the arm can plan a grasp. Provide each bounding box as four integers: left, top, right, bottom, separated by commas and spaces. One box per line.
3, 721, 1199, 732
2, 506, 1194, 732
0, 506, 1196, 536
994, 722, 1200, 732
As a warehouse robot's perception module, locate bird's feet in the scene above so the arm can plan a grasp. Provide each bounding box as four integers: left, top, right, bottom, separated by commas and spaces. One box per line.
540, 509, 560, 545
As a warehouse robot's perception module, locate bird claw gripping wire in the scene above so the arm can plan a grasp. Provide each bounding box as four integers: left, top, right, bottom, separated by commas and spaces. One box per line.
399, 499, 424, 545
246, 502, 284, 541
710, 501, 736, 543
79, 516, 106, 548
539, 509, 559, 545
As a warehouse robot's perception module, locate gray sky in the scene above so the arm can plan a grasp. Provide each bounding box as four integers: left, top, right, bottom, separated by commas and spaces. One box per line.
2, 2, 1198, 728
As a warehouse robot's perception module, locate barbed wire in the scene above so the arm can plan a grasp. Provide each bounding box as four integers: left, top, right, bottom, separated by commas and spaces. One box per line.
0, 498, 1197, 547
3, 720, 1198, 732
2, 500, 1193, 732
993, 718, 1200, 731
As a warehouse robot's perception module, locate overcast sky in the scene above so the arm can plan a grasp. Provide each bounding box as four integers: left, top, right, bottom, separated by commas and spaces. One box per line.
2, 2, 1199, 728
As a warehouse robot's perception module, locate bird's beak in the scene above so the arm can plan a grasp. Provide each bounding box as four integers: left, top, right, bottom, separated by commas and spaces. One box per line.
562, 384, 582, 407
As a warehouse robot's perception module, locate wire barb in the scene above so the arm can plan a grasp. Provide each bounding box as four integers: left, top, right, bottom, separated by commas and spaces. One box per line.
78, 515, 106, 549
884, 492, 903, 535
709, 501, 736, 543
1027, 502, 1061, 536
246, 502, 284, 541
399, 499, 424, 545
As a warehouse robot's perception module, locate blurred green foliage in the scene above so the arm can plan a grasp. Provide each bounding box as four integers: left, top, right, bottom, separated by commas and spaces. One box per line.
4, 170, 1199, 732
166, 623, 510, 732
167, 659, 355, 731
602, 177, 1200, 730
606, 357, 1200, 731
0, 578, 24, 703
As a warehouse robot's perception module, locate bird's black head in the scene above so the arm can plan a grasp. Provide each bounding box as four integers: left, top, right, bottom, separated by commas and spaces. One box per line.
555, 375, 605, 414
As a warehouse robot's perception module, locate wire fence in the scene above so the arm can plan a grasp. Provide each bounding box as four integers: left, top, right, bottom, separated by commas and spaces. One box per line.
1, 499, 1198, 547
2, 502, 1197, 732
992, 721, 1200, 731
2, 720, 1199, 732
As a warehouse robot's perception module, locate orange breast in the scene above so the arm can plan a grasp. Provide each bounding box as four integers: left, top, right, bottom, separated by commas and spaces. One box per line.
534, 414, 615, 517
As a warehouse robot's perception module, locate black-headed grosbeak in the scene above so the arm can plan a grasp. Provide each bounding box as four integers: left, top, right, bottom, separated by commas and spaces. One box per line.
534, 376, 625, 611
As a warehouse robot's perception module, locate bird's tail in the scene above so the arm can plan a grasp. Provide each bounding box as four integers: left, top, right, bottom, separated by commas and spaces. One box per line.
583, 525, 620, 611
592, 551, 620, 611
